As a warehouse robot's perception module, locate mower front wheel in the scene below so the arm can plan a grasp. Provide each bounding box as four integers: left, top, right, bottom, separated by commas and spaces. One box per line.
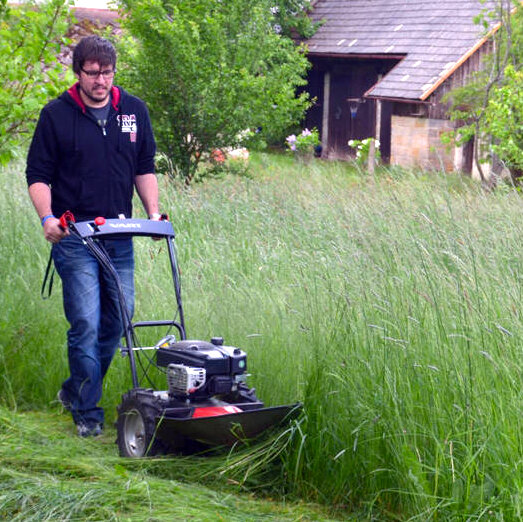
116, 389, 165, 458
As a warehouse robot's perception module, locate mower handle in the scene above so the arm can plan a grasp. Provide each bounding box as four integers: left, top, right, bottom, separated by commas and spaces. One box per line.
69, 217, 175, 240
61, 213, 185, 388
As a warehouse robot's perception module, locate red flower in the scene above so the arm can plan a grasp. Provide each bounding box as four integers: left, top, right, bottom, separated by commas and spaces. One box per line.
211, 149, 226, 163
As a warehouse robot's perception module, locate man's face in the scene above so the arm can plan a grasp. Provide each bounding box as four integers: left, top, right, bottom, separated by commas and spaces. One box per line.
76, 59, 115, 107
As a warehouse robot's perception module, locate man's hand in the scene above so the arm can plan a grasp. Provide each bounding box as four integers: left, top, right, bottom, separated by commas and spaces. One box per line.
28, 183, 69, 243
149, 212, 163, 241
43, 217, 69, 243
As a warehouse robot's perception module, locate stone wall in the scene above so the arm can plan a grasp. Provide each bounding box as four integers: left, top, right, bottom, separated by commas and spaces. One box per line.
390, 115, 457, 171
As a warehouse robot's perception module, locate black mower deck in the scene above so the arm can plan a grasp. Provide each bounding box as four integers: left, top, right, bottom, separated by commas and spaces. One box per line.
156, 403, 302, 447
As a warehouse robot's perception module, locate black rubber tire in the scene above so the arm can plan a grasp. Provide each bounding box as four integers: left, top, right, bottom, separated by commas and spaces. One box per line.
116, 389, 165, 458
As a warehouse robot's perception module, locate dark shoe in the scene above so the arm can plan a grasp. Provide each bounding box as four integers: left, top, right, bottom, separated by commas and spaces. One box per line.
77, 422, 103, 438
57, 389, 72, 411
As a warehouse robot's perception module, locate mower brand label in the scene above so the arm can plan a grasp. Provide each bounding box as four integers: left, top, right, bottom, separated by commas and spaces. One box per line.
109, 223, 142, 229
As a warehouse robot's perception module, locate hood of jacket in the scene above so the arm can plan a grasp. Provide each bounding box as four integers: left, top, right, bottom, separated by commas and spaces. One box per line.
62, 82, 121, 113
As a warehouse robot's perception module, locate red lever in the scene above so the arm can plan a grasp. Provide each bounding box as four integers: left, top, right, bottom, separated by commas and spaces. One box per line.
59, 211, 75, 230
94, 216, 106, 226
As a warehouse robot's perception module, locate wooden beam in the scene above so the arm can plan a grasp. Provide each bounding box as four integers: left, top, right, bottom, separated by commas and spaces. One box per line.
321, 71, 330, 155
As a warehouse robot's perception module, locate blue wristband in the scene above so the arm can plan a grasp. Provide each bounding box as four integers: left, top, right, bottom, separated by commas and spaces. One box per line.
41, 214, 55, 226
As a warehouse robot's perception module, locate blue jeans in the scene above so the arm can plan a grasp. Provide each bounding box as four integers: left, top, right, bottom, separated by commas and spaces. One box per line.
52, 235, 134, 427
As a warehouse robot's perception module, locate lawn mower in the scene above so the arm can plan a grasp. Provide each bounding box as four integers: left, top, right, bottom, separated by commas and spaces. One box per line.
63, 214, 301, 458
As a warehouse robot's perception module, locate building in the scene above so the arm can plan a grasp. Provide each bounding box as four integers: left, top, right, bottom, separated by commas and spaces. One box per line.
303, 0, 505, 176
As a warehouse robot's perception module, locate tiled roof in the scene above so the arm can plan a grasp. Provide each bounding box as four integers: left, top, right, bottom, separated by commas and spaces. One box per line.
306, 0, 500, 100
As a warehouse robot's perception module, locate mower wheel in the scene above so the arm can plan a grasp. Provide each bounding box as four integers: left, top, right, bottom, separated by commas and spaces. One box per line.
116, 389, 165, 458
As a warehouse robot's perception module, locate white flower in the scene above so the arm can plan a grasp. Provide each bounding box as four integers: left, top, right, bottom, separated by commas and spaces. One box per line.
270, 6, 279, 14
228, 147, 250, 160
236, 128, 251, 142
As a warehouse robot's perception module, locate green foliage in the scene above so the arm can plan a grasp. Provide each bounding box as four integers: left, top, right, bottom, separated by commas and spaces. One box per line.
445, 1, 523, 179
483, 65, 523, 171
0, 0, 74, 165
348, 137, 381, 166
116, 0, 311, 182
269, 0, 319, 39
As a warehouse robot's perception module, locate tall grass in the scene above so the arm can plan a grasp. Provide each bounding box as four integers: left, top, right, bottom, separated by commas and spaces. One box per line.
0, 153, 521, 519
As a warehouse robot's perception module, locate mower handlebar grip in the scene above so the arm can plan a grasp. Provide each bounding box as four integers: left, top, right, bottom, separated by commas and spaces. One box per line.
59, 210, 76, 230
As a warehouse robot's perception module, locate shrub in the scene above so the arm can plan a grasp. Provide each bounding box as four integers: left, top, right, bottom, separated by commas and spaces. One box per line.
117, 0, 311, 183
285, 127, 320, 156
348, 137, 381, 166
0, 0, 73, 164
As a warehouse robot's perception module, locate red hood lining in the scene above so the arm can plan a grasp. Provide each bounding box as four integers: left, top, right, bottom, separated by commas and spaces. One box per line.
67, 83, 120, 113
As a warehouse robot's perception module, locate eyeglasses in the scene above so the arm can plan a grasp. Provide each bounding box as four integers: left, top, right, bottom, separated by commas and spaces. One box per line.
80, 67, 115, 79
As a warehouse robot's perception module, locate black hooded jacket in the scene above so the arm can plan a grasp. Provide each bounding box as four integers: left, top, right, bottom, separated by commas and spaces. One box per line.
26, 83, 156, 221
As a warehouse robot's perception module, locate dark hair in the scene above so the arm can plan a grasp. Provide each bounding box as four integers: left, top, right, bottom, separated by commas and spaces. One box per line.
72, 35, 117, 74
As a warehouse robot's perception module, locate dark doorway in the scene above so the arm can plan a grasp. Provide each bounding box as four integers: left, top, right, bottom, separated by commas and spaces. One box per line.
305, 57, 398, 161
302, 68, 324, 136
329, 66, 377, 156
462, 138, 474, 174
378, 100, 392, 163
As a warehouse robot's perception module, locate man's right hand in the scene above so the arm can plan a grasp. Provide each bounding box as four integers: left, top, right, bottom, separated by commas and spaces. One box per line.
43, 217, 69, 243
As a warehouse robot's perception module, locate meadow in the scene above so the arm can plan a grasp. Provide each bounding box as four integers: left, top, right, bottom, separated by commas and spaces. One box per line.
0, 153, 521, 520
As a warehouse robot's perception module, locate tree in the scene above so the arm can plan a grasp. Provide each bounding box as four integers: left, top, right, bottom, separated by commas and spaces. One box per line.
116, 0, 311, 182
269, 0, 318, 39
483, 65, 522, 174
445, 0, 522, 183
0, 0, 74, 165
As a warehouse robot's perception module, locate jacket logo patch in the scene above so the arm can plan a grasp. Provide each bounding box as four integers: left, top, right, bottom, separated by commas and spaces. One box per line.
118, 114, 137, 142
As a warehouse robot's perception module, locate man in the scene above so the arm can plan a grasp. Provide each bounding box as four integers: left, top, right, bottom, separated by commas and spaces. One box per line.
26, 35, 160, 437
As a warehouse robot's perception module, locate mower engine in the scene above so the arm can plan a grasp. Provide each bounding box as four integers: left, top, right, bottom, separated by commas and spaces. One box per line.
157, 337, 248, 400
